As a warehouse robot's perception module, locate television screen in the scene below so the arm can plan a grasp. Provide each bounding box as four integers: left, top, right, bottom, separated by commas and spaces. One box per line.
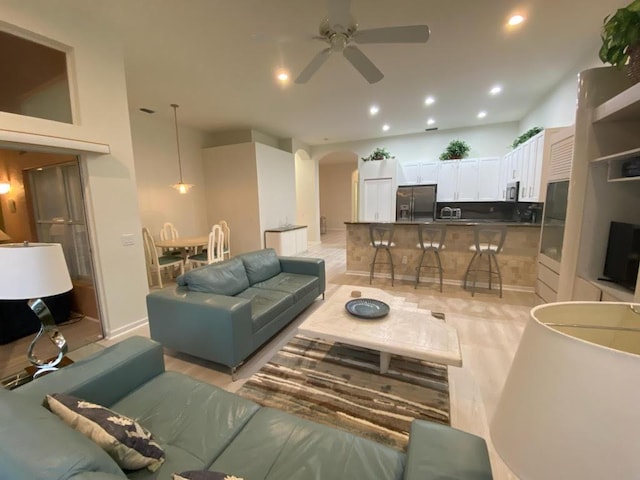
603, 221, 640, 292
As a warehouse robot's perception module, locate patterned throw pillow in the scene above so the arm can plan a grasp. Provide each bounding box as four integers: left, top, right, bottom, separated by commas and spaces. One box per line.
173, 472, 244, 480
46, 393, 165, 472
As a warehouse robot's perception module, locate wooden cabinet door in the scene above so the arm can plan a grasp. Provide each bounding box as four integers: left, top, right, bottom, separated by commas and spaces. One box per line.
456, 158, 479, 201
520, 141, 532, 201
362, 178, 393, 221
437, 161, 458, 201
530, 134, 546, 201
376, 178, 394, 222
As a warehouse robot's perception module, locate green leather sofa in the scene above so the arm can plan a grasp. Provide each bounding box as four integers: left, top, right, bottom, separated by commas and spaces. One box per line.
1, 336, 493, 479
146, 249, 325, 373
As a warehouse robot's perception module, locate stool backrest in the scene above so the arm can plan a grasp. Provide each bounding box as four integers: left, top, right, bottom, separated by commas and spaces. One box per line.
474, 225, 507, 253
418, 224, 447, 250
369, 223, 395, 247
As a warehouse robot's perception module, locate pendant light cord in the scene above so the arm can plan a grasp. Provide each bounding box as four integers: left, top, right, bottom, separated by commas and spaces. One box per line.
171, 103, 184, 183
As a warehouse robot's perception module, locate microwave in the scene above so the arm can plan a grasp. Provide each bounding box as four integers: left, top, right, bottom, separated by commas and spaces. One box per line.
505, 181, 519, 202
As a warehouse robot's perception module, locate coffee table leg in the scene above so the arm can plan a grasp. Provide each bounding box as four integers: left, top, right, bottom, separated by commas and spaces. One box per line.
380, 352, 391, 373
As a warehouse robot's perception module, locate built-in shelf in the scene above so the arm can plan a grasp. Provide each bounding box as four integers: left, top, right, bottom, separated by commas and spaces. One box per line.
593, 81, 640, 123
590, 279, 635, 303
591, 146, 640, 182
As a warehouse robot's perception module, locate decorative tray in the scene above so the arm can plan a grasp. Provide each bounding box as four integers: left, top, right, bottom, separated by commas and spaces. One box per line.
345, 298, 390, 319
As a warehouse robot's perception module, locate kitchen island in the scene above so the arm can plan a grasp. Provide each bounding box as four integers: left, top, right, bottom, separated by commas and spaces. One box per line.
346, 221, 541, 290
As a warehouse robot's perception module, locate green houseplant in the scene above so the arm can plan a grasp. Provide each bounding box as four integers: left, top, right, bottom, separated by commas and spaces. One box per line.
439, 140, 470, 160
512, 126, 543, 149
362, 147, 394, 162
600, 0, 640, 83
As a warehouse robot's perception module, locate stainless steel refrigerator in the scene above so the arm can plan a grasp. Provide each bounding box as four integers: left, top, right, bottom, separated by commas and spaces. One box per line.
396, 185, 437, 221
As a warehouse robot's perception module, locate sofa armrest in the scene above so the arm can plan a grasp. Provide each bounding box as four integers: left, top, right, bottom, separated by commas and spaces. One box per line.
14, 336, 164, 408
404, 420, 493, 480
146, 288, 254, 368
279, 257, 325, 294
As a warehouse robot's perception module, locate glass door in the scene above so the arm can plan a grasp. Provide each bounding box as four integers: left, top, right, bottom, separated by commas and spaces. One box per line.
27, 162, 93, 281
540, 180, 569, 262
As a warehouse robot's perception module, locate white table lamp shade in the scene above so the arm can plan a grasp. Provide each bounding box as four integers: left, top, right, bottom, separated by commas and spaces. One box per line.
491, 301, 640, 480
0, 243, 72, 299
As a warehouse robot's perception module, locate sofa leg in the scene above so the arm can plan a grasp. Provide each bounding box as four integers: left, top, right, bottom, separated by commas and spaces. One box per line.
230, 363, 243, 381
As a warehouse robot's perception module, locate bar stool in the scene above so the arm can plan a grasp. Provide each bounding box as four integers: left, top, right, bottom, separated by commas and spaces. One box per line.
369, 223, 395, 286
463, 225, 507, 297
415, 224, 447, 292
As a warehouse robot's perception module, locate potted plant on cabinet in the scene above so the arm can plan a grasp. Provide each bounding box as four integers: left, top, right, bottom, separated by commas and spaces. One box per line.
512, 126, 543, 149
600, 0, 640, 84
361, 147, 394, 162
439, 139, 470, 160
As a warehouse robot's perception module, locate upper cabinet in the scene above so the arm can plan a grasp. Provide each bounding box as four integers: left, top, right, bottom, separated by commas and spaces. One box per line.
398, 160, 439, 185
434, 158, 500, 202
505, 128, 563, 202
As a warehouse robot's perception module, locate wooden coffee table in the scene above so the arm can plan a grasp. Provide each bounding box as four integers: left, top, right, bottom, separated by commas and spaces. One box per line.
298, 285, 462, 373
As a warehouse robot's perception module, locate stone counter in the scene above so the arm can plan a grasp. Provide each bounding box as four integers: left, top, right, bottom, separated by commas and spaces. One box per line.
346, 222, 541, 289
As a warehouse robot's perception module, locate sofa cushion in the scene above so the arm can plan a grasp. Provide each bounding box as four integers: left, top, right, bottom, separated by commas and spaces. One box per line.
209, 408, 405, 480
253, 272, 319, 302
235, 287, 294, 332
108, 371, 260, 479
46, 393, 165, 472
239, 249, 281, 285
0, 389, 125, 480
177, 258, 250, 296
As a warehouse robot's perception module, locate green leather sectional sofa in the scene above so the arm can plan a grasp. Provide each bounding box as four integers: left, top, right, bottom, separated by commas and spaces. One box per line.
1, 336, 493, 479
146, 249, 325, 373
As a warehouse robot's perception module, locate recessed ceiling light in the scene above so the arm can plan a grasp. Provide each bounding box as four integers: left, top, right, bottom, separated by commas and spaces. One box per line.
382, 124, 390, 132
424, 96, 435, 106
507, 14, 525, 26
369, 105, 379, 116
275, 69, 290, 83
489, 85, 502, 95
427, 118, 435, 125
477, 111, 487, 119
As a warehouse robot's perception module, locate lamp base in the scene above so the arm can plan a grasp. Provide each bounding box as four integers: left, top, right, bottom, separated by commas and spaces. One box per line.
27, 298, 68, 376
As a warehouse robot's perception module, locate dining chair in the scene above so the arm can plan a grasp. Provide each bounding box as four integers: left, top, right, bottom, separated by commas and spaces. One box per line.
142, 227, 184, 288
159, 222, 180, 256
219, 220, 231, 259
188, 224, 224, 268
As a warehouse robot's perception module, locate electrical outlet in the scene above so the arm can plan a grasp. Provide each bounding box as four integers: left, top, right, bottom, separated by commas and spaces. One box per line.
402, 255, 408, 265
121, 234, 135, 246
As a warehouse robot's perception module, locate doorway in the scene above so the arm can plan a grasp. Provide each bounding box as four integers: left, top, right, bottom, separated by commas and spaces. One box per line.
0, 150, 103, 379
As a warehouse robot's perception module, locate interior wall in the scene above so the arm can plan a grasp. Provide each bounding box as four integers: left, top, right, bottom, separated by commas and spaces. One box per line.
311, 122, 519, 165
294, 149, 320, 243
0, 3, 149, 338
255, 142, 296, 240
519, 51, 603, 131
202, 143, 261, 254
319, 160, 357, 231
130, 110, 208, 239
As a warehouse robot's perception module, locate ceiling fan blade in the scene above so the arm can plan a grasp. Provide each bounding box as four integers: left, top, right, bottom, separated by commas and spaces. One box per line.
295, 48, 332, 84
354, 25, 430, 44
327, 0, 352, 30
343, 46, 383, 84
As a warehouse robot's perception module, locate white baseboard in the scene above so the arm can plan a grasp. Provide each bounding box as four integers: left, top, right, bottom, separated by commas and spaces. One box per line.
105, 317, 149, 340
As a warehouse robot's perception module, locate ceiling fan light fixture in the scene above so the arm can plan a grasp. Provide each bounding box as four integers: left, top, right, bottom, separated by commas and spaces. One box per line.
169, 103, 193, 194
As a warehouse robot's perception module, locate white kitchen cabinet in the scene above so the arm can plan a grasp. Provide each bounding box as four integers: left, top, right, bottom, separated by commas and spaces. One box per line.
265, 226, 308, 256
499, 152, 512, 200
398, 161, 439, 185
436, 162, 458, 201
477, 157, 502, 201
362, 178, 393, 222
456, 158, 479, 201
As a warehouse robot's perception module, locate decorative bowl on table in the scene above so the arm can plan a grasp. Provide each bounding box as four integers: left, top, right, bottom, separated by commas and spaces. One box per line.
345, 298, 390, 319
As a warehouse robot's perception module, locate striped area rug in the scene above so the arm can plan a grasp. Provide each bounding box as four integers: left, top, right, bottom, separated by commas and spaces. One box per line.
237, 335, 450, 451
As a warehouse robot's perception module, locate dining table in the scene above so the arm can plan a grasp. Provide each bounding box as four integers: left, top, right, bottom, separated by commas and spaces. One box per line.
155, 235, 209, 260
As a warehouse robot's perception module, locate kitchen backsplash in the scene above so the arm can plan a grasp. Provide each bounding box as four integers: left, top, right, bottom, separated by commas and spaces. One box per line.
435, 201, 543, 223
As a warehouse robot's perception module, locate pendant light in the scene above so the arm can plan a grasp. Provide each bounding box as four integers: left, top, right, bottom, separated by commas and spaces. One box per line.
169, 103, 193, 194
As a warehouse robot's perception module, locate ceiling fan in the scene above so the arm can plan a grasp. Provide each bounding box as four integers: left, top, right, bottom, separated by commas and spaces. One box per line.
295, 0, 430, 84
